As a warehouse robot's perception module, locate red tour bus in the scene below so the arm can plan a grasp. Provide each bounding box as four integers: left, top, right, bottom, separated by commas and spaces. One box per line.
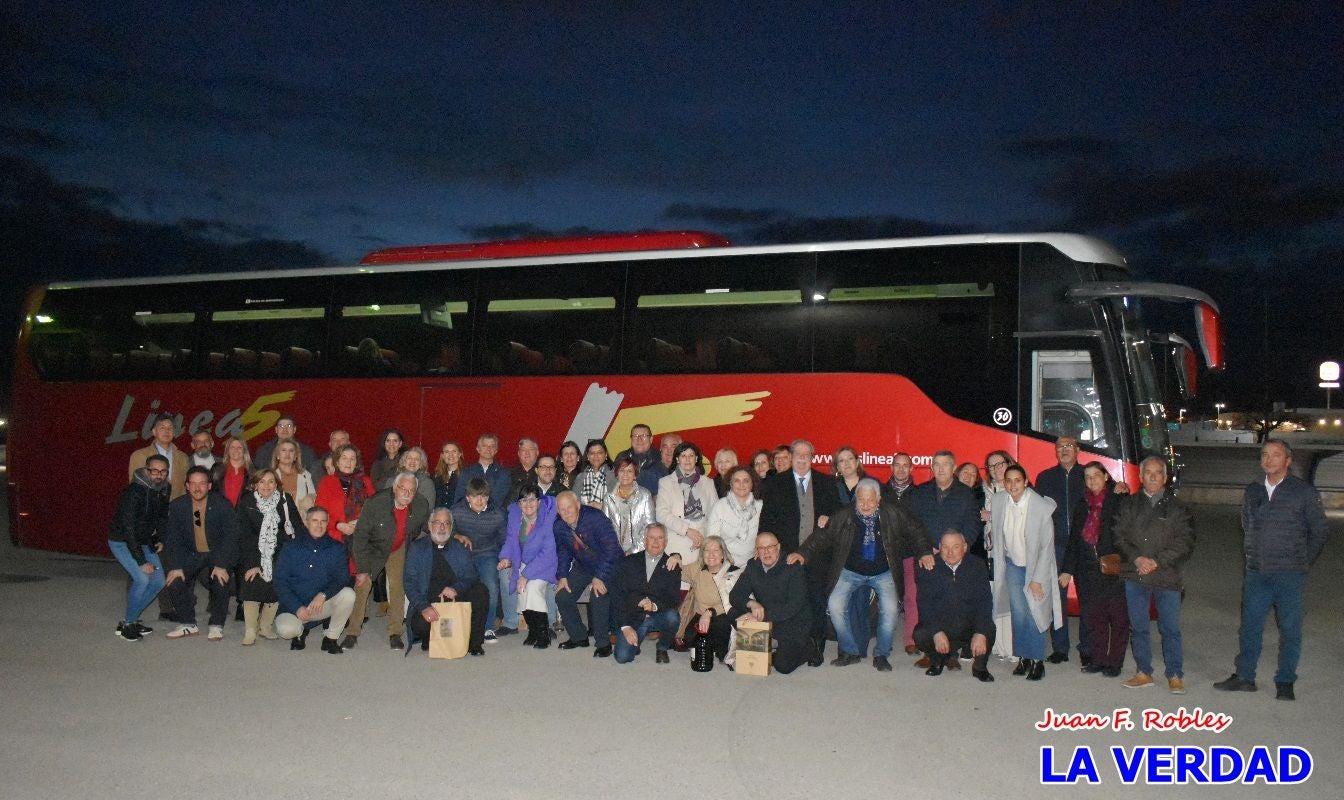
10, 231, 1221, 556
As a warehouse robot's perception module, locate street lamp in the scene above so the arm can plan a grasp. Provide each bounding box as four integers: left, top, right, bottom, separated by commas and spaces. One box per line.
1321, 361, 1340, 409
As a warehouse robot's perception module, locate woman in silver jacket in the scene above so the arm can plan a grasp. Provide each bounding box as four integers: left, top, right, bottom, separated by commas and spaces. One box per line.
602, 456, 656, 554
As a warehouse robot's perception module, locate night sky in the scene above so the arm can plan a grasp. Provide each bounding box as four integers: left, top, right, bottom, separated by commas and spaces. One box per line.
3, 3, 1342, 412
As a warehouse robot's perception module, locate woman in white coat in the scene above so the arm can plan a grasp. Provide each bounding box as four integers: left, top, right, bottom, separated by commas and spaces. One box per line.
706, 465, 761, 567
990, 464, 1063, 680
655, 441, 718, 570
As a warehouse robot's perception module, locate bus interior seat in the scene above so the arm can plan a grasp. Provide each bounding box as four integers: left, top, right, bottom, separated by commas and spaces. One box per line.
647, 337, 695, 373
206, 351, 227, 377
257, 351, 282, 376
228, 348, 259, 376
715, 336, 770, 371
568, 340, 610, 372
505, 341, 545, 374
282, 347, 313, 374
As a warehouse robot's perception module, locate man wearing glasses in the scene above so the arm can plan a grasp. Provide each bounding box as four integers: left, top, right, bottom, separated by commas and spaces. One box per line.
614, 423, 662, 496
727, 532, 811, 674
1034, 437, 1089, 666
108, 454, 172, 641
162, 466, 241, 640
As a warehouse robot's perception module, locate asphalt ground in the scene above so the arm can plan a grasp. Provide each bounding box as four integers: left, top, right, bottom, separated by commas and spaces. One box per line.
1, 494, 1340, 800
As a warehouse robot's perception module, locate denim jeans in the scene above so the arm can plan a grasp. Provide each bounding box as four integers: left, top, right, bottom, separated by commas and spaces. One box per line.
499, 568, 519, 629
613, 608, 680, 663
108, 541, 166, 623
828, 569, 898, 657
472, 551, 501, 628
1005, 560, 1046, 660
847, 583, 873, 657
1126, 581, 1183, 678
1235, 570, 1305, 685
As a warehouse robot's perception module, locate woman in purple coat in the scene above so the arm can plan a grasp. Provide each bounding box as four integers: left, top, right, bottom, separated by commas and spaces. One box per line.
498, 483, 559, 649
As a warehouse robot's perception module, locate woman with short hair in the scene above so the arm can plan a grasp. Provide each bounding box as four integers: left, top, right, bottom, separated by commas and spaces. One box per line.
681, 535, 742, 667
577, 438, 614, 508
498, 483, 559, 648
655, 441, 718, 568
602, 456, 656, 554
236, 468, 302, 645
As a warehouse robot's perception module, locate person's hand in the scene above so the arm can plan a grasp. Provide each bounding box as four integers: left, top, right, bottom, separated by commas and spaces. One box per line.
454, 534, 473, 551
308, 594, 326, 616
748, 600, 765, 622
139, 562, 156, 575
153, 542, 164, 553
638, 598, 656, 612
622, 627, 638, 647
786, 553, 805, 566
591, 577, 607, 597
244, 567, 262, 582
557, 578, 570, 594
517, 576, 528, 595
296, 607, 311, 622
1114, 481, 1131, 495
737, 614, 754, 626
687, 529, 704, 548
165, 568, 184, 585
697, 610, 712, 635
1135, 556, 1157, 575
934, 632, 950, 654
1028, 581, 1044, 601
980, 508, 991, 523
970, 633, 988, 658
438, 587, 457, 601
1058, 573, 1072, 588
420, 606, 439, 623
210, 567, 230, 585
497, 558, 511, 571
665, 553, 682, 570
355, 572, 370, 587
337, 520, 355, 535
816, 515, 829, 529
918, 554, 935, 571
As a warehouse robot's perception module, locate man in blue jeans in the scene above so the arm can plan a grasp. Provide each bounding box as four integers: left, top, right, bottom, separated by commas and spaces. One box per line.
793, 479, 934, 671
612, 524, 682, 664
1215, 439, 1328, 701
108, 454, 171, 641
1113, 456, 1195, 694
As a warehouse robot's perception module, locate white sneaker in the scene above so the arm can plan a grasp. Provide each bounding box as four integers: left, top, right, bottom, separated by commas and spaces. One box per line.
166, 624, 199, 640
207, 625, 224, 641
482, 629, 498, 643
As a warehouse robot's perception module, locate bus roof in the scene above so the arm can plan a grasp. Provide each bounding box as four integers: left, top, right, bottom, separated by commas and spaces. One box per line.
45, 232, 1127, 289
359, 230, 732, 264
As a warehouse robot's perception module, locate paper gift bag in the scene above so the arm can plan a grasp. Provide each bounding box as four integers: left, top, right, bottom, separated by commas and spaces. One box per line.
428, 601, 471, 660
734, 619, 772, 677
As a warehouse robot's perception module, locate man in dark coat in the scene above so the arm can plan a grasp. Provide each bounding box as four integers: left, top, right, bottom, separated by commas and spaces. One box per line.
162, 466, 240, 640
906, 449, 982, 667
612, 523, 682, 664
403, 507, 489, 656
1034, 436, 1087, 664
728, 532, 812, 674
343, 472, 430, 651
553, 491, 624, 656
915, 531, 996, 681
108, 454, 170, 640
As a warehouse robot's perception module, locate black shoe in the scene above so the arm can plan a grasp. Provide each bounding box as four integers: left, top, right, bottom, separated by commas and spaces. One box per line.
558, 638, 590, 650
339, 635, 357, 650
321, 636, 344, 655
831, 653, 862, 667
495, 627, 518, 637
389, 634, 404, 650
468, 646, 485, 656
1102, 666, 1122, 678
973, 668, 995, 683
291, 630, 310, 651
1012, 659, 1029, 676
522, 629, 538, 646
873, 656, 893, 672
1046, 652, 1068, 664
533, 630, 551, 650
132, 621, 154, 636
1027, 660, 1045, 681
1276, 682, 1295, 701
1213, 673, 1258, 692
1082, 663, 1106, 674
1079, 653, 1092, 668
925, 657, 945, 676
116, 623, 143, 642
656, 650, 670, 664
807, 638, 825, 668
593, 645, 612, 658
420, 640, 429, 652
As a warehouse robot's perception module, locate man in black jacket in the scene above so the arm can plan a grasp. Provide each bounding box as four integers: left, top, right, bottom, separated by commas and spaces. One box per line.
915, 531, 996, 681
906, 450, 982, 667
612, 523, 682, 664
728, 532, 812, 674
1034, 437, 1087, 664
108, 454, 170, 641
162, 466, 241, 641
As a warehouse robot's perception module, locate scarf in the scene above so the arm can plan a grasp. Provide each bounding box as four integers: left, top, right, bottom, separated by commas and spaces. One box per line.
254, 491, 289, 582
338, 469, 369, 521
886, 477, 912, 500
858, 511, 878, 561
678, 470, 705, 520
1082, 488, 1106, 546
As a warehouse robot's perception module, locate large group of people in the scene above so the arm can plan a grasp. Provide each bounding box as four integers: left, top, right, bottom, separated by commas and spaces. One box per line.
108, 413, 1327, 698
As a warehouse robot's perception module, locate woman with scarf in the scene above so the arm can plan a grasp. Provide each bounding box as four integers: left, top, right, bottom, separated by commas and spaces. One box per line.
556, 441, 583, 492
314, 444, 374, 572
706, 465, 761, 569
577, 439, 614, 508
236, 468, 301, 645
498, 483, 559, 649
681, 535, 743, 667
1058, 462, 1128, 677
655, 441, 718, 570
369, 428, 406, 487
602, 456, 656, 554
433, 441, 464, 509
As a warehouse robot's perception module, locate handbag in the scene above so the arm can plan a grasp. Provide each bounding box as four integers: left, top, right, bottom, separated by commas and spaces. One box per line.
1098, 554, 1121, 576
428, 600, 472, 660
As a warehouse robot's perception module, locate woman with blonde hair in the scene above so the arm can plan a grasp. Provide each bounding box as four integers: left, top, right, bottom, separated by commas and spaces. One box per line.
271, 438, 316, 515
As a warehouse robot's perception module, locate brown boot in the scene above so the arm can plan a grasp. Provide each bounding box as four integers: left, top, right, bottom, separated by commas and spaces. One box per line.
241, 601, 260, 646
258, 603, 279, 640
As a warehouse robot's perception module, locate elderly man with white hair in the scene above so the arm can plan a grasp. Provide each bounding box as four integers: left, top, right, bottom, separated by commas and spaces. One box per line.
342, 471, 430, 651
791, 478, 933, 671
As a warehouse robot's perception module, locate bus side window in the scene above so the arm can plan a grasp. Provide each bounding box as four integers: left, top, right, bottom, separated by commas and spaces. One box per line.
478, 265, 621, 376
200, 278, 330, 379
333, 273, 472, 377
1029, 349, 1117, 454
27, 288, 197, 381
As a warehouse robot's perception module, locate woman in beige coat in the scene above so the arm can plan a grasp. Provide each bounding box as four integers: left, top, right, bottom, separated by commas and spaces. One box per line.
990, 464, 1063, 680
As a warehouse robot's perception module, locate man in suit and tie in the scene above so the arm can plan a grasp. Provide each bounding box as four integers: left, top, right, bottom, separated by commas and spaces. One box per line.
758, 439, 840, 666
128, 412, 190, 500
612, 523, 683, 664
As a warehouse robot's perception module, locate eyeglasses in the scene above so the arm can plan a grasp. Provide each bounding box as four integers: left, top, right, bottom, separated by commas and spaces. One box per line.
1056, 444, 1076, 450
986, 460, 1006, 469
146, 468, 168, 476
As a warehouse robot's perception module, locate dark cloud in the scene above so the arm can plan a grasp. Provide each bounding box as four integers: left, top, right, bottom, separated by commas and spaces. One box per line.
0, 125, 64, 151
739, 214, 971, 245
662, 203, 784, 225
459, 223, 623, 241
1001, 137, 1121, 161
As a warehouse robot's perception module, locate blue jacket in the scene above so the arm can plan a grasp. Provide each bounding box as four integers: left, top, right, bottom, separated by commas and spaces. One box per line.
402, 535, 480, 619
907, 480, 982, 550
451, 499, 506, 556
916, 555, 994, 639
1242, 475, 1328, 573
274, 533, 350, 614
453, 462, 512, 509
553, 505, 622, 583
499, 495, 559, 587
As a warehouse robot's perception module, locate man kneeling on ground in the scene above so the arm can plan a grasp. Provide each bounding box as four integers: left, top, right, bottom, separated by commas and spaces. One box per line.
404, 507, 489, 656
914, 530, 995, 682
274, 506, 356, 654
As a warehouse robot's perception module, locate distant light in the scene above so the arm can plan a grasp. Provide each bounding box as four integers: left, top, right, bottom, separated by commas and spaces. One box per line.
370, 304, 381, 312
34, 315, 53, 324
1336, 419, 1342, 427
812, 293, 826, 302
0, 417, 7, 427
1321, 361, 1341, 382
705, 288, 729, 294
1322, 419, 1329, 426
